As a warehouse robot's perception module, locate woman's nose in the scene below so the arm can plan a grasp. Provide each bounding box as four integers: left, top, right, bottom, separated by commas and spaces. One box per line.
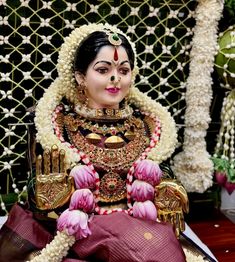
110, 72, 121, 85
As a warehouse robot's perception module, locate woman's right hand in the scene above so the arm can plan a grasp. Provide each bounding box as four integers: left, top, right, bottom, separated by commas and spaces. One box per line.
35, 145, 75, 210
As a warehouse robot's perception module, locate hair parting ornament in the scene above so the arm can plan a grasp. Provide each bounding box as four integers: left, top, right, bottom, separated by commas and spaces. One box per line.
107, 32, 122, 61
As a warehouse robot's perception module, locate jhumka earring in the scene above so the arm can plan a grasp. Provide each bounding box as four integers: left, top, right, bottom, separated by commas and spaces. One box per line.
77, 81, 88, 106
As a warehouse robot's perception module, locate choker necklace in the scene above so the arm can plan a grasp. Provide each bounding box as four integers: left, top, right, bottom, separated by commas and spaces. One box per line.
74, 103, 133, 121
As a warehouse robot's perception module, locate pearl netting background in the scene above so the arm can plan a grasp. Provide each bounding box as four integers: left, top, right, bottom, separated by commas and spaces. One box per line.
0, 0, 197, 213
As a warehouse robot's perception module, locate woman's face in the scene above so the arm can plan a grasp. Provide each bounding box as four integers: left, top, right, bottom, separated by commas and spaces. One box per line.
76, 45, 132, 109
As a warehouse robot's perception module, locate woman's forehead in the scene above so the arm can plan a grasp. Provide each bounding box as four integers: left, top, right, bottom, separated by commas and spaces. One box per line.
94, 45, 129, 62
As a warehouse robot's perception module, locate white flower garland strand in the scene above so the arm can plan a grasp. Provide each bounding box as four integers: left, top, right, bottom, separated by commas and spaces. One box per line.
29, 231, 75, 262
172, 0, 224, 193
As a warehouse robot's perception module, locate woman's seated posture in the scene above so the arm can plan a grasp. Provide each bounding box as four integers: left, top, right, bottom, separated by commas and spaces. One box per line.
0, 23, 194, 262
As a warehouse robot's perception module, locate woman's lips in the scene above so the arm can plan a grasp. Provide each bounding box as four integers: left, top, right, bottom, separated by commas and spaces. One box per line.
105, 87, 120, 94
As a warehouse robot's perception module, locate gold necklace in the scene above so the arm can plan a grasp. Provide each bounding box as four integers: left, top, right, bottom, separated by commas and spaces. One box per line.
74, 103, 133, 121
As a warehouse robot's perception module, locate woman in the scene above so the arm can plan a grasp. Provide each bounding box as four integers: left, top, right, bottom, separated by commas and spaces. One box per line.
0, 23, 192, 262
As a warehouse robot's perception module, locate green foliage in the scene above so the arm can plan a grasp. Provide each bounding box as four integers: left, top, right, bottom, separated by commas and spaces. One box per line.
211, 157, 235, 182
224, 0, 235, 24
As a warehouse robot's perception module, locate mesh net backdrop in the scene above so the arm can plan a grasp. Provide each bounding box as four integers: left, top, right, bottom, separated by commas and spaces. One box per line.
0, 0, 197, 213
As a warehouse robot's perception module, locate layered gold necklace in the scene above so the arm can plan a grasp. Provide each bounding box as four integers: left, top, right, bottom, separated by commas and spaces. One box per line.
56, 110, 153, 203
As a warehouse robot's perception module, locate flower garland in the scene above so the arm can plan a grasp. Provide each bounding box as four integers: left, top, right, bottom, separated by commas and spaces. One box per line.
172, 0, 224, 193
28, 231, 75, 262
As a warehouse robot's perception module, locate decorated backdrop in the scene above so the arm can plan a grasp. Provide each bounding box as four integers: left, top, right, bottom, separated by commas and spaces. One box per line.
0, 0, 223, 214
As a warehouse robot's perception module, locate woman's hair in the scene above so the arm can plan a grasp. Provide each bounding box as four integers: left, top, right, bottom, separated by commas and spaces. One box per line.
73, 31, 135, 75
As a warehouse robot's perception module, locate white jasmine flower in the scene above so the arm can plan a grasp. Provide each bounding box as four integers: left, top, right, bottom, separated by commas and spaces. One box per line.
0, 16, 8, 25
42, 71, 52, 79
22, 54, 31, 62
65, 20, 76, 29
144, 45, 154, 54
127, 25, 136, 34
0, 72, 10, 81
130, 7, 139, 16
20, 0, 29, 7
24, 89, 33, 97
23, 71, 31, 80
110, 6, 119, 15
40, 18, 50, 27
42, 1, 52, 9
42, 54, 51, 62
0, 35, 9, 44
168, 10, 178, 19
145, 26, 155, 35
0, 0, 7, 5
149, 6, 159, 17
89, 4, 99, 13
41, 35, 52, 44
22, 35, 31, 44
66, 2, 77, 11
21, 17, 30, 26
141, 61, 151, 69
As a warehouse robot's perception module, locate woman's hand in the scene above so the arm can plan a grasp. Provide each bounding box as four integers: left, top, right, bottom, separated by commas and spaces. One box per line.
154, 179, 189, 237
35, 145, 75, 210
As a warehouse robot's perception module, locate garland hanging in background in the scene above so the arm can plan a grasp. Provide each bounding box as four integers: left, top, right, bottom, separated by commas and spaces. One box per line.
213, 25, 235, 194
172, 0, 224, 193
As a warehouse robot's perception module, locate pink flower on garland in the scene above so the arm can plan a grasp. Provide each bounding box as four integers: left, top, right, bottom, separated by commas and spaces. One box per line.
132, 200, 157, 221
131, 180, 155, 202
69, 189, 95, 213
134, 159, 162, 186
70, 165, 96, 189
57, 209, 91, 240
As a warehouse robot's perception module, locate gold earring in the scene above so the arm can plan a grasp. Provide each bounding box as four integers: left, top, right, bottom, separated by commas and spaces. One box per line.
77, 82, 88, 107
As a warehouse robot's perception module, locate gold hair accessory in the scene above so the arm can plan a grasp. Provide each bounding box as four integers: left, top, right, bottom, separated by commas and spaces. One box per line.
107, 32, 122, 61
108, 32, 122, 46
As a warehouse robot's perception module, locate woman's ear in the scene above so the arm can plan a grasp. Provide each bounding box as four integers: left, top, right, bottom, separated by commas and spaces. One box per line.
74, 71, 85, 85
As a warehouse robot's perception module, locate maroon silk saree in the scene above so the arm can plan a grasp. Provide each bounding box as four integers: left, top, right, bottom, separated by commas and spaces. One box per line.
0, 204, 185, 262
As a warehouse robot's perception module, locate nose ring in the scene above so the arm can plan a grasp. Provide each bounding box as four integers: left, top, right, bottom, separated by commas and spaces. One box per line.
110, 76, 121, 82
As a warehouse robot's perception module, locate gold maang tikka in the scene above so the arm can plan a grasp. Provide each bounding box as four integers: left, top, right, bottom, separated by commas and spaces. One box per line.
107, 32, 122, 62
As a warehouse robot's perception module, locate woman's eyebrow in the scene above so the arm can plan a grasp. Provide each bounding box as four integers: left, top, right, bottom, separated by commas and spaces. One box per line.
94, 61, 112, 66
120, 60, 129, 65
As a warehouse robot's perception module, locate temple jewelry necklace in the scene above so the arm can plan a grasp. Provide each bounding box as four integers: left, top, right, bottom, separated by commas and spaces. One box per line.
52, 104, 161, 215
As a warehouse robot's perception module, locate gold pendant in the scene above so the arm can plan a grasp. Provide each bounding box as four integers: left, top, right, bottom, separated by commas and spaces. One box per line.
85, 133, 102, 144
104, 135, 125, 149
124, 130, 135, 141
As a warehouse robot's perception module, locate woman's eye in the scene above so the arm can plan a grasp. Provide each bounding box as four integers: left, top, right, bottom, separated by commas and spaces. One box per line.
119, 68, 130, 75
96, 68, 108, 74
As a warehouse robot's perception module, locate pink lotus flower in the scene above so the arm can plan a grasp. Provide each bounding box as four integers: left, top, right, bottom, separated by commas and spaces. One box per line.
134, 159, 162, 186
215, 171, 227, 186
69, 189, 95, 213
131, 180, 155, 201
132, 200, 157, 221
57, 209, 91, 240
224, 181, 235, 195
70, 165, 96, 189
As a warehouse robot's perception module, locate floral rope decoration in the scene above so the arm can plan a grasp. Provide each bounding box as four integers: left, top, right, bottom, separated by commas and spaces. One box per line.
172, 0, 224, 193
